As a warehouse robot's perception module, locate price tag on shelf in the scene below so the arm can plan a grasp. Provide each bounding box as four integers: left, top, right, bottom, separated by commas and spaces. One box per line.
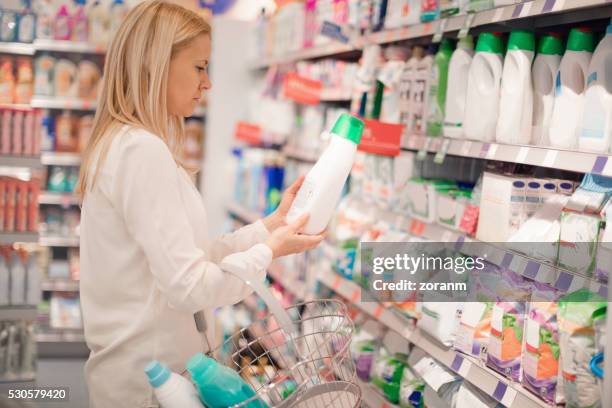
416, 138, 432, 161
410, 220, 426, 236
458, 12, 475, 39
332, 275, 342, 291
460, 141, 472, 156
432, 19, 448, 43
450, 354, 473, 377
516, 146, 530, 163
434, 139, 451, 164
542, 150, 558, 168
485, 143, 498, 160
320, 21, 350, 44
351, 289, 360, 302
492, 381, 518, 407
373, 304, 385, 319
478, 143, 490, 159
283, 72, 322, 105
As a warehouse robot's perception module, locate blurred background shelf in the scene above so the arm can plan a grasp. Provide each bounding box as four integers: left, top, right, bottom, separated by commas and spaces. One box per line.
0, 306, 38, 321
40, 152, 81, 167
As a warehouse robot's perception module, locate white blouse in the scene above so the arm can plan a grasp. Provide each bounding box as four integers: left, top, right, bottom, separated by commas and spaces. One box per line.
80, 125, 273, 407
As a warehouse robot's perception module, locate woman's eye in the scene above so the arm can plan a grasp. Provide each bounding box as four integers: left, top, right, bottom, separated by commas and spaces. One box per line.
196, 66, 207, 73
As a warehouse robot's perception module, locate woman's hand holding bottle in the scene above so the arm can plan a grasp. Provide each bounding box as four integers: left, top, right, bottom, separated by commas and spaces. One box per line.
262, 175, 304, 233
264, 214, 326, 259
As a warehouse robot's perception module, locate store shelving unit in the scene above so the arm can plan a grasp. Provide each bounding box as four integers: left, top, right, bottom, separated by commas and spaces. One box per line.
252, 0, 611, 68
39, 235, 80, 248
38, 192, 81, 206
0, 155, 41, 169
37, 331, 88, 358
404, 135, 612, 176
358, 378, 399, 408
33, 39, 106, 54
0, 306, 38, 321
31, 96, 96, 111
0, 42, 36, 56
0, 232, 40, 244
40, 152, 81, 166
41, 280, 79, 292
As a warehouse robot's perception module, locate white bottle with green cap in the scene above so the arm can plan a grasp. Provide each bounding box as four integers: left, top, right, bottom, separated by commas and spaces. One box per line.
145, 360, 204, 408
496, 30, 535, 145
579, 18, 612, 153
549, 27, 595, 149
463, 32, 505, 142
531, 33, 564, 145
286, 113, 364, 235
444, 35, 474, 138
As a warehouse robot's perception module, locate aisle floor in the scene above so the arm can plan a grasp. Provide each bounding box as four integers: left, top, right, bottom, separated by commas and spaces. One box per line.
36, 358, 88, 408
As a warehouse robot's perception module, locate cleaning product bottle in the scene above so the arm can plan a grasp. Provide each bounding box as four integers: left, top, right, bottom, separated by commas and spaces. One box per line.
549, 28, 594, 149
286, 114, 364, 235
463, 32, 504, 141
443, 35, 474, 138
33, 0, 54, 40
531, 33, 564, 145
426, 38, 454, 136
420, 0, 439, 22
411, 45, 436, 135
88, 0, 111, 46
440, 0, 462, 17
53, 4, 72, 40
145, 361, 203, 408
72, 0, 89, 42
399, 46, 424, 140
186, 353, 266, 408
579, 19, 612, 153
384, 0, 421, 29
496, 30, 535, 145
378, 46, 410, 124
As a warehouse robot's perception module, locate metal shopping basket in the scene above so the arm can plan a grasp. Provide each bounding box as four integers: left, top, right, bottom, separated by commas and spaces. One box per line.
192, 265, 361, 408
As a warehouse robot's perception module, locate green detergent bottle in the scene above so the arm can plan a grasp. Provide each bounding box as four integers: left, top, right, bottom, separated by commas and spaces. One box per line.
426, 38, 455, 136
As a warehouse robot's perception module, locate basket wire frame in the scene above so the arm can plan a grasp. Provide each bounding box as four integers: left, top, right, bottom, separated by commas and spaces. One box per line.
206, 299, 361, 408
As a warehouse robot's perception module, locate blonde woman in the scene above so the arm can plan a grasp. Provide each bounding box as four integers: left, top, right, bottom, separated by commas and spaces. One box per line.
77, 1, 325, 406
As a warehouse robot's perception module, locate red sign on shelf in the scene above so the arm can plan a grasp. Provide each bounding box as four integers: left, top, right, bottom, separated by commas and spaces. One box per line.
358, 119, 403, 157
234, 121, 262, 145
283, 73, 322, 105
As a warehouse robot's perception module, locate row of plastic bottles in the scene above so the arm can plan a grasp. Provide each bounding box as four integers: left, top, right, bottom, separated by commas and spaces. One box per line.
144, 353, 265, 408
443, 20, 612, 152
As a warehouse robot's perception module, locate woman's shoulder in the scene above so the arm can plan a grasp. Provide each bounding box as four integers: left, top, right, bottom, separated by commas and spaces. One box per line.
111, 125, 173, 162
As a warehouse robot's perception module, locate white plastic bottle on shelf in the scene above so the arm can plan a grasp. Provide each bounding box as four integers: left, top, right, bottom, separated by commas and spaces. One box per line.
496, 30, 535, 145
410, 46, 435, 135
549, 28, 594, 149
286, 114, 364, 235
463, 32, 505, 142
444, 35, 474, 138
145, 360, 204, 408
579, 20, 612, 153
531, 33, 564, 146
399, 46, 424, 141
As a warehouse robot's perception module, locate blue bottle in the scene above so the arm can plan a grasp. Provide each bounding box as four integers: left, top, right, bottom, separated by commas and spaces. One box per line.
186, 353, 268, 408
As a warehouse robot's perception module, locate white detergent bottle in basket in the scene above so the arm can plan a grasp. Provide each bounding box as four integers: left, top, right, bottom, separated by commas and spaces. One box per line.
463, 32, 505, 142
187, 352, 267, 408
496, 30, 535, 145
145, 360, 204, 408
286, 113, 364, 234
548, 28, 594, 149
579, 19, 612, 153
531, 33, 564, 145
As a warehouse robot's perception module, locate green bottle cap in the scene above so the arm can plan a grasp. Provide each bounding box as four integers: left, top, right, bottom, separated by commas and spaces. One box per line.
507, 30, 535, 52
538, 33, 564, 55
457, 35, 474, 50
475, 32, 504, 54
331, 113, 364, 145
439, 38, 454, 52
567, 28, 595, 52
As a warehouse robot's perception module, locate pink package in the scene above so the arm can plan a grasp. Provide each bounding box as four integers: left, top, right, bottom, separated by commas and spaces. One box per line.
304, 0, 317, 48
22, 110, 34, 156
32, 110, 41, 155
12, 110, 23, 156
1, 110, 11, 155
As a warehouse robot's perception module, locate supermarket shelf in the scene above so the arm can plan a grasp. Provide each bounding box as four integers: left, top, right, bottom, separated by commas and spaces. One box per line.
0, 232, 39, 244
319, 269, 554, 408
320, 89, 352, 102
227, 201, 261, 224
37, 332, 89, 358
40, 152, 81, 166
403, 135, 612, 176
33, 39, 106, 54
41, 279, 79, 292
0, 42, 36, 55
31, 96, 96, 111
0, 375, 36, 384
39, 235, 79, 247
282, 145, 319, 163
39, 191, 80, 206
0, 155, 41, 169
268, 262, 307, 300
0, 103, 33, 110
0, 306, 38, 321
358, 378, 398, 408
252, 0, 611, 68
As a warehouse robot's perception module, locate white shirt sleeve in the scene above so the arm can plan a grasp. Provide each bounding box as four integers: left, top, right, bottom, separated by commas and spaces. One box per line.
208, 220, 270, 263
111, 130, 272, 313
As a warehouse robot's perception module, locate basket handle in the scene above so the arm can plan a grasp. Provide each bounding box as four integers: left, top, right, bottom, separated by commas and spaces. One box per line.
223, 261, 298, 335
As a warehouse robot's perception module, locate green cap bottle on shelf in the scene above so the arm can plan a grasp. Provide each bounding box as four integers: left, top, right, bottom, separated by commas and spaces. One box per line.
457, 35, 474, 50
507, 30, 535, 52
538, 33, 564, 55
439, 38, 455, 52
567, 28, 595, 52
475, 32, 504, 54
331, 113, 364, 145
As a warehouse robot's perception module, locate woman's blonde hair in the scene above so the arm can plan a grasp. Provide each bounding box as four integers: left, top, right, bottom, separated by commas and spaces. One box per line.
77, 0, 210, 195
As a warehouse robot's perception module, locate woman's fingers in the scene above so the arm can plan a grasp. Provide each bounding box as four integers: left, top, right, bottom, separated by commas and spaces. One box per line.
290, 213, 310, 232
286, 175, 305, 195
